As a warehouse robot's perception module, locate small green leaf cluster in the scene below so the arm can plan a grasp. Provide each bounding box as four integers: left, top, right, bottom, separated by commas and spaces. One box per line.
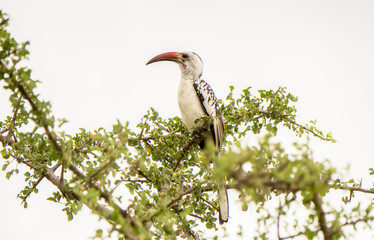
223, 86, 335, 142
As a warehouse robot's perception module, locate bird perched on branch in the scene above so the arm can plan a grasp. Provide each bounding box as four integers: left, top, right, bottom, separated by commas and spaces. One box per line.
146, 51, 229, 224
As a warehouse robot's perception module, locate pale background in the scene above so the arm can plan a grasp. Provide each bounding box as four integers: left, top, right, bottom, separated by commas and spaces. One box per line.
1, 1, 374, 239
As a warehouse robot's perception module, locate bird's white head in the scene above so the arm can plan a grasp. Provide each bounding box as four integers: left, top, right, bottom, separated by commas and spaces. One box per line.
146, 51, 203, 80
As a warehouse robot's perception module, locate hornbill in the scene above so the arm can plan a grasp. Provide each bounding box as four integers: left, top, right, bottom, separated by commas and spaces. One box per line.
146, 51, 229, 224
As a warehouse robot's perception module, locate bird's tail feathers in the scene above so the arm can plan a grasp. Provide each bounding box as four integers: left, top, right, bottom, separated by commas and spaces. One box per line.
218, 179, 229, 224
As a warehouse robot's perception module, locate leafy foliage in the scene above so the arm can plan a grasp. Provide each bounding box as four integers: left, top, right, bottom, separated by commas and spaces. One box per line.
1, 10, 374, 240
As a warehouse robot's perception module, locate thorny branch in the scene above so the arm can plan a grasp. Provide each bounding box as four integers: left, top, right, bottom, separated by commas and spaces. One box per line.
338, 185, 374, 194
0, 73, 141, 238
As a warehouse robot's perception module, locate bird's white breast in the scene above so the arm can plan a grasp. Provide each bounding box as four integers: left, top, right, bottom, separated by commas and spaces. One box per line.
177, 79, 206, 130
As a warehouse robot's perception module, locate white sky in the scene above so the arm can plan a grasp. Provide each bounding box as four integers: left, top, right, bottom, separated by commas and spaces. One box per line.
1, 1, 374, 239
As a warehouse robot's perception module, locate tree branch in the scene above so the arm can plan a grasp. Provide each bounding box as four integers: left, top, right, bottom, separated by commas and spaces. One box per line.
0, 76, 143, 238
167, 186, 198, 208
172, 126, 207, 171
200, 196, 218, 211
338, 185, 374, 194
286, 118, 329, 141
312, 193, 332, 240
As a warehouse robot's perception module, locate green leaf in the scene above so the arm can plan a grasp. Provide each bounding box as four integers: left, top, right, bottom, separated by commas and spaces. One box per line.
1, 149, 10, 159
6, 170, 14, 179
2, 163, 9, 171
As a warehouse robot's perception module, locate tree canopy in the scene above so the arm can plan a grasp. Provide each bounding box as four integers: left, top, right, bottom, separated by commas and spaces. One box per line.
1, 10, 374, 240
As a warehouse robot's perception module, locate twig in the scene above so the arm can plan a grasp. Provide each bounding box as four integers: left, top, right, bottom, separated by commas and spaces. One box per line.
89, 158, 115, 181
0, 15, 9, 26
137, 169, 151, 182
312, 193, 332, 240
279, 233, 305, 240
172, 128, 206, 171
122, 178, 148, 183
172, 139, 196, 171
21, 163, 62, 204
16, 84, 64, 153
14, 82, 67, 184
189, 213, 204, 221
275, 198, 306, 240
341, 218, 369, 227
167, 186, 198, 208
129, 135, 155, 141
337, 184, 374, 194
143, 186, 199, 226
200, 196, 218, 211
6, 95, 22, 142
286, 118, 328, 141
267, 86, 282, 111
277, 198, 282, 240
0, 128, 9, 134
227, 167, 374, 197
21, 175, 43, 203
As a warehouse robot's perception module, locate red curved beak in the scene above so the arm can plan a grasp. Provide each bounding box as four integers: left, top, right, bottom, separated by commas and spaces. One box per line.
146, 52, 183, 65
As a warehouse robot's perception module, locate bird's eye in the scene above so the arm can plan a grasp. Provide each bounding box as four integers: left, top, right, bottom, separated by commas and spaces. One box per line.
182, 53, 189, 58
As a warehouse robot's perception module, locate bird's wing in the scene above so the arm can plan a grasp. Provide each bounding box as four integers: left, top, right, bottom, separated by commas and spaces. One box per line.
192, 78, 225, 149
193, 78, 228, 223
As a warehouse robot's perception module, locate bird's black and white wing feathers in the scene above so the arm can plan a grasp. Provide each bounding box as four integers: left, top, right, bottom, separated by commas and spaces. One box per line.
193, 78, 228, 224
192, 78, 224, 150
